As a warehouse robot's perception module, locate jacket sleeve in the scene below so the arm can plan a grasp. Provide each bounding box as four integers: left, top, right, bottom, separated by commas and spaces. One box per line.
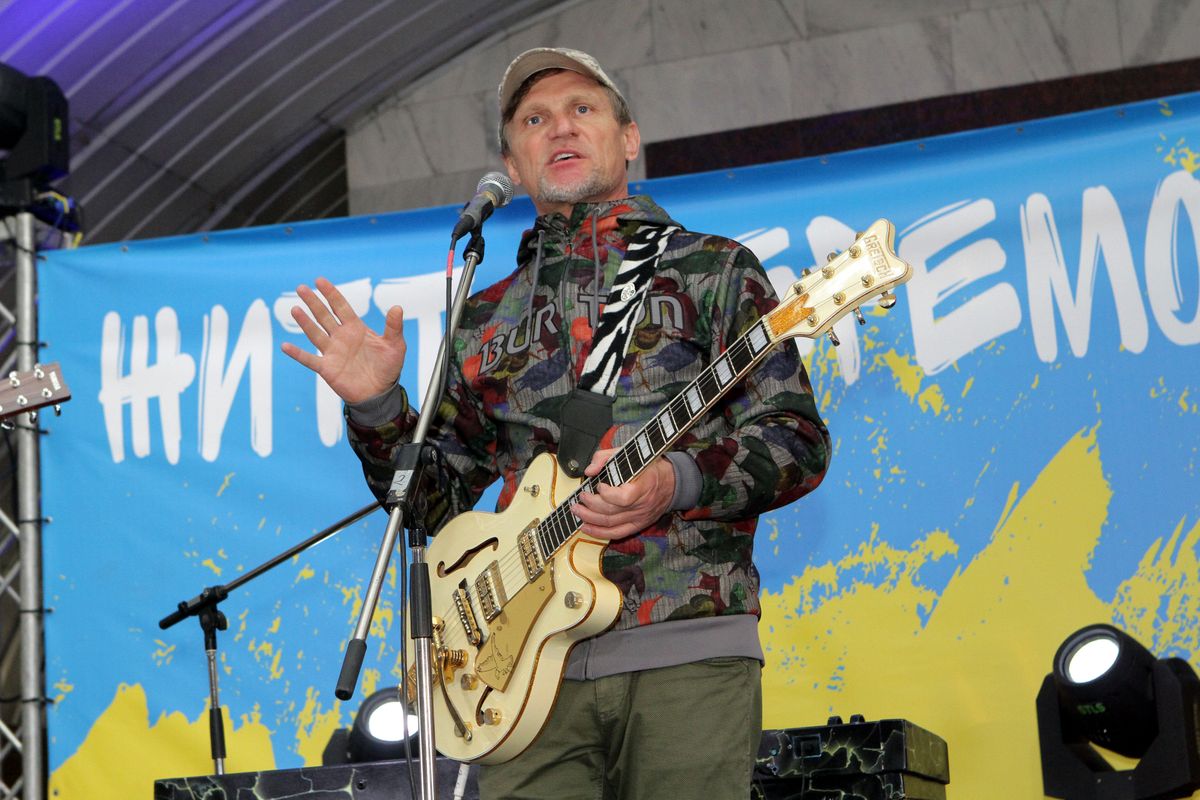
344, 349, 500, 535
674, 244, 831, 522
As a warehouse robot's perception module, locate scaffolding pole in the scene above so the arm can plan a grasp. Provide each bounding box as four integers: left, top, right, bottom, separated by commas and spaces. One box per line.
14, 211, 44, 800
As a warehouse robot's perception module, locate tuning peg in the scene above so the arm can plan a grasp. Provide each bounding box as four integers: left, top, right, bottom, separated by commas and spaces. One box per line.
878, 290, 897, 309
854, 308, 866, 325
855, 231, 865, 239
826, 252, 838, 263
53, 404, 62, 416
1, 421, 13, 431
8, 372, 19, 387
28, 411, 37, 424
801, 267, 812, 277
827, 330, 840, 346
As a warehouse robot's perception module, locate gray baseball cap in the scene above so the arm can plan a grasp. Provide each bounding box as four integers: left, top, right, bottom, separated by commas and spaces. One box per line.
497, 47, 627, 119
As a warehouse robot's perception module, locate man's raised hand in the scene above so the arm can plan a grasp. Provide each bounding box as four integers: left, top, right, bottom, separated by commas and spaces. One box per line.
281, 277, 407, 404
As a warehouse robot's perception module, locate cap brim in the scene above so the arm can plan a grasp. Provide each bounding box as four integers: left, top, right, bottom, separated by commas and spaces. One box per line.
499, 50, 606, 113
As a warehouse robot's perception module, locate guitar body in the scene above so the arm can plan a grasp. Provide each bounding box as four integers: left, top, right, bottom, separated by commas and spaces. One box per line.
411, 452, 622, 763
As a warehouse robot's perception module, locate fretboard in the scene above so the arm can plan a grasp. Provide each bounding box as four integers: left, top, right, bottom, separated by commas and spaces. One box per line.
534, 316, 781, 558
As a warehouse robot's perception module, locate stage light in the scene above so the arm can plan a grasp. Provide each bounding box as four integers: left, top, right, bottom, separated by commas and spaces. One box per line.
322, 687, 418, 765
1037, 623, 1200, 800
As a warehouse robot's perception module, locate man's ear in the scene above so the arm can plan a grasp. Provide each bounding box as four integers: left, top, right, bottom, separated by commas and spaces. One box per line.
503, 152, 524, 188
623, 121, 641, 162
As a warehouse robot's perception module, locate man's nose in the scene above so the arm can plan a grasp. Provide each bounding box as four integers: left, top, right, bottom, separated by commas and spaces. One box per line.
549, 113, 578, 137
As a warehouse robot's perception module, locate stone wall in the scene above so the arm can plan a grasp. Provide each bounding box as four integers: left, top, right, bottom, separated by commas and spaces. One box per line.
346, 0, 1200, 215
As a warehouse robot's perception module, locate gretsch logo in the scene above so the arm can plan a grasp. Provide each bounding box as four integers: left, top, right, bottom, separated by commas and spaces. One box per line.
864, 234, 889, 276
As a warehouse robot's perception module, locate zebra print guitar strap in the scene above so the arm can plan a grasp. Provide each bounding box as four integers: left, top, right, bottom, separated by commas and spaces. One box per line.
558, 222, 679, 477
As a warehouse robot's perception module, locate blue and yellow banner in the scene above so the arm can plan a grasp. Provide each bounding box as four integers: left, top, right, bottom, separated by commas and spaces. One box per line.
40, 91, 1200, 797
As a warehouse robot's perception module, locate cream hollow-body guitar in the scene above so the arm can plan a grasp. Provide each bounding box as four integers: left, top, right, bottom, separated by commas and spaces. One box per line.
408, 219, 913, 764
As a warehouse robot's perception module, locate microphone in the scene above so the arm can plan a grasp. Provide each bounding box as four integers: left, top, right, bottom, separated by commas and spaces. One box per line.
452, 172, 514, 242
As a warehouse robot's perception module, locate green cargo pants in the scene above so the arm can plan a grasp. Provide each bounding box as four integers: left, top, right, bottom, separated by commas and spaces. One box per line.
477, 657, 762, 800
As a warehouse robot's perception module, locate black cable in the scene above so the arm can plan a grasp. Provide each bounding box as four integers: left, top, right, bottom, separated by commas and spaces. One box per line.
1, 217, 36, 257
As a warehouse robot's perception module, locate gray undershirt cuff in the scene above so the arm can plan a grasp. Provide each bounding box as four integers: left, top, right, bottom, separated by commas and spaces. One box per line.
664, 450, 701, 511
345, 383, 406, 427
563, 615, 763, 680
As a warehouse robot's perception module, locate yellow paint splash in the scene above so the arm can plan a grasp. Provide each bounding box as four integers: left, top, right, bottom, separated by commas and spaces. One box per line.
151, 640, 175, 667
52, 680, 74, 705
877, 349, 922, 401
917, 384, 945, 415
216, 472, 235, 497
761, 425, 1122, 797
1111, 515, 1200, 656
1157, 122, 1199, 174
49, 684, 274, 800
294, 686, 344, 766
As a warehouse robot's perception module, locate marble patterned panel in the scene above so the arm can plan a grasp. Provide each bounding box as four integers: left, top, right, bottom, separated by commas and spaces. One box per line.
805, 0, 971, 36
778, 0, 809, 38
405, 41, 513, 105
788, 19, 954, 117
1117, 0, 1200, 65
346, 105, 433, 190
621, 45, 794, 143
650, 0, 803, 62
951, 0, 1122, 92
410, 91, 492, 175
348, 168, 485, 216
503, 0, 656, 72
968, 0, 1037, 8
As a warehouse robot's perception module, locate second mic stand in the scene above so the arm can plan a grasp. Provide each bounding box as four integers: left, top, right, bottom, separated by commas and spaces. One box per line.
158, 502, 381, 774
336, 232, 486, 800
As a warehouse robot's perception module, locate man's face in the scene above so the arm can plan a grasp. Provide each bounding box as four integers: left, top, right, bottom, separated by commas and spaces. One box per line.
502, 70, 640, 218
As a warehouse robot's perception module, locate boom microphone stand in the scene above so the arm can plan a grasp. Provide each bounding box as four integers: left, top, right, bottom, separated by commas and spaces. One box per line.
335, 230, 488, 800
157, 501, 380, 774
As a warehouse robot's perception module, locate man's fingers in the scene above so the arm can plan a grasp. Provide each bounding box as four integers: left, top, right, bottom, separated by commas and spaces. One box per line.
280, 341, 321, 372
316, 277, 361, 325
296, 283, 341, 332
290, 304, 330, 348
382, 305, 405, 340
583, 447, 618, 477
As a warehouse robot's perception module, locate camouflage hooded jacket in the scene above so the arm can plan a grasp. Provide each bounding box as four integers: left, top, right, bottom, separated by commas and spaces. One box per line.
346, 195, 830, 631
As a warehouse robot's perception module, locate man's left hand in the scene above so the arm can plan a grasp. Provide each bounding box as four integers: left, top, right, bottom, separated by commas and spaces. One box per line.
571, 448, 675, 540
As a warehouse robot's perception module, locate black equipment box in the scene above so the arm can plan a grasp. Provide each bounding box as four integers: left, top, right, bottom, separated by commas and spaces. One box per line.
154, 757, 478, 800
753, 716, 950, 799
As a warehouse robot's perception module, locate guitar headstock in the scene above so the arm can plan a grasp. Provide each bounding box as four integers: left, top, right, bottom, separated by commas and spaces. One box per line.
766, 219, 912, 343
0, 362, 71, 426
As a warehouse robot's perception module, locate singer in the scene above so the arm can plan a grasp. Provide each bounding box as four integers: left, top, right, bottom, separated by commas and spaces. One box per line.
283, 48, 830, 799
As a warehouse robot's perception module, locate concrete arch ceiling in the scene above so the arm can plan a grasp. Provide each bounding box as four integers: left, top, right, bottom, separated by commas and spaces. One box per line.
0, 0, 561, 244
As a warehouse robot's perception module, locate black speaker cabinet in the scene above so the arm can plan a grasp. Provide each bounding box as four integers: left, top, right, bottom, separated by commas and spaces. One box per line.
154, 757, 479, 799
753, 716, 950, 800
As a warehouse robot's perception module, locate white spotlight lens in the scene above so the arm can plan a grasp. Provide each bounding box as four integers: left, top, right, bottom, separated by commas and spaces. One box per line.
365, 699, 418, 742
1066, 636, 1120, 683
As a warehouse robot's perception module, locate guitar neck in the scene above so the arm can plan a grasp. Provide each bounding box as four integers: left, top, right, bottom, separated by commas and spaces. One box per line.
535, 315, 784, 556
531, 217, 912, 559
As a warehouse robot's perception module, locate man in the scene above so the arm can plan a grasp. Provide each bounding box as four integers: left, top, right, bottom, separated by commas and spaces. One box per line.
283, 48, 830, 799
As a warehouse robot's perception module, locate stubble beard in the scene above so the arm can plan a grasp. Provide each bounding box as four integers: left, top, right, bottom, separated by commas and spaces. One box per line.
536, 167, 614, 206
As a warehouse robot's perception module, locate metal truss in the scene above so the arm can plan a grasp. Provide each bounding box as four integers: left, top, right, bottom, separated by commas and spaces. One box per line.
0, 213, 46, 800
